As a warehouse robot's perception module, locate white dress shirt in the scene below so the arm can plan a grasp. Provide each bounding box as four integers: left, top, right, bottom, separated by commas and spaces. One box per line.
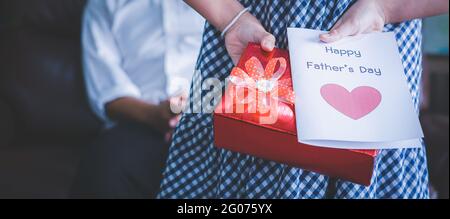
82, 0, 204, 126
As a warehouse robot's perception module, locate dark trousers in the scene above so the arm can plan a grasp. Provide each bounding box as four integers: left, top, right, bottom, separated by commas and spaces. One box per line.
70, 123, 168, 199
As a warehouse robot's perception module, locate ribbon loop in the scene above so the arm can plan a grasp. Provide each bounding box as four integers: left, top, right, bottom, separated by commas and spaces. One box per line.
266, 57, 287, 81
229, 56, 294, 105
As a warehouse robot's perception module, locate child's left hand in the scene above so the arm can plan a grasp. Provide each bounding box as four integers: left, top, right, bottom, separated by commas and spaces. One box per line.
320, 0, 386, 43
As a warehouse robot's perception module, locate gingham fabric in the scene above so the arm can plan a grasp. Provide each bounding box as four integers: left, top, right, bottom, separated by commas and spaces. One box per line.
158, 0, 429, 199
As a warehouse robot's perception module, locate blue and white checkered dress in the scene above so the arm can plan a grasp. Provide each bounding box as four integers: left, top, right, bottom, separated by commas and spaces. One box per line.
158, 0, 429, 199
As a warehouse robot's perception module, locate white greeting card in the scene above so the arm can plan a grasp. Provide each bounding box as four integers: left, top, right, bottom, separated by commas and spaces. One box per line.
287, 28, 424, 149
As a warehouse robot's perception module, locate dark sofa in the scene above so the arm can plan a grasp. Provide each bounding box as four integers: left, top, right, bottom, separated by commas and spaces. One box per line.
0, 0, 102, 198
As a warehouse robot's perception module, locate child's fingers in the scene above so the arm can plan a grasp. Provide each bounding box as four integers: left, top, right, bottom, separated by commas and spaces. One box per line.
255, 29, 275, 52
261, 34, 276, 52
320, 19, 359, 43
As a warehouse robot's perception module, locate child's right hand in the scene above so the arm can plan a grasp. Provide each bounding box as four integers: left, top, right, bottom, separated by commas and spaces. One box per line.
319, 0, 386, 43
223, 12, 275, 65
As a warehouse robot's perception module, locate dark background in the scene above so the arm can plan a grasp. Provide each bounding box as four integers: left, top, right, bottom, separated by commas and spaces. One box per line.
0, 0, 448, 199
0, 0, 102, 198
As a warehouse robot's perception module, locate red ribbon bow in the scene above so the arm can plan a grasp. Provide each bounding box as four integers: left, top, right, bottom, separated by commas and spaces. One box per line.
229, 56, 295, 110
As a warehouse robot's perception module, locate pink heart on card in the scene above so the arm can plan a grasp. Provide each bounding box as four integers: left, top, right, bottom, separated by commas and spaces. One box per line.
320, 84, 382, 120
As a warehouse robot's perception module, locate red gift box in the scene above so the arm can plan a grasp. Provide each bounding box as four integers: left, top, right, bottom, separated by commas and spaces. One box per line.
214, 43, 378, 186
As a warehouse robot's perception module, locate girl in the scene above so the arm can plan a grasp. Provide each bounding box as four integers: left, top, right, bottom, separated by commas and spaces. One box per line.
159, 0, 449, 199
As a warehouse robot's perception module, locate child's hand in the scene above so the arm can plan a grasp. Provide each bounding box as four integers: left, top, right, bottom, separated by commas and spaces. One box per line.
320, 0, 386, 43
224, 12, 275, 64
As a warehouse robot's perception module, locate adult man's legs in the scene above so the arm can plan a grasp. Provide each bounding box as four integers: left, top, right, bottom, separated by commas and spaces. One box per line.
71, 123, 169, 198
